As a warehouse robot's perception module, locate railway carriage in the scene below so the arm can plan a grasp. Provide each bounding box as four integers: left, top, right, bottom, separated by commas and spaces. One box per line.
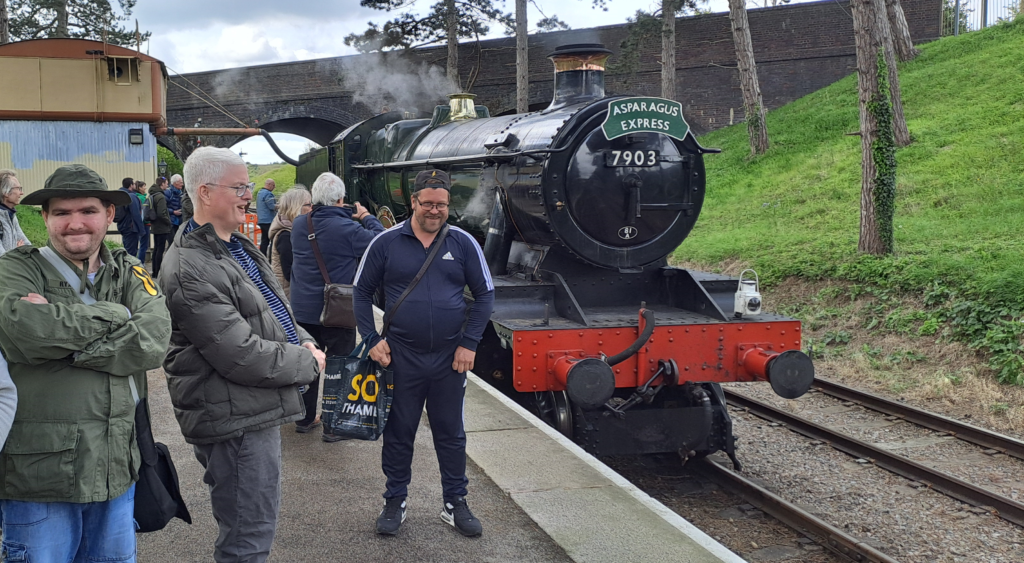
298, 43, 815, 467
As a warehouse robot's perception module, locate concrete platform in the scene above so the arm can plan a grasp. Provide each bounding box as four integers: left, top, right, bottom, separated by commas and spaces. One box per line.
465, 373, 745, 563
137, 366, 744, 562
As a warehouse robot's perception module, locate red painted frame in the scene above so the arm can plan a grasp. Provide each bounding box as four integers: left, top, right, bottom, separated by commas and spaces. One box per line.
509, 320, 803, 393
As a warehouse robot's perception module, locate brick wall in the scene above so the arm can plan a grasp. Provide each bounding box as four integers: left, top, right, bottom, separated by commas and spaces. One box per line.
167, 0, 941, 145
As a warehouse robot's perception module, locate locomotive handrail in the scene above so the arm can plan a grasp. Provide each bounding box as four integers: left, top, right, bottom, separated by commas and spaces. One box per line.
604, 309, 656, 366
349, 146, 572, 170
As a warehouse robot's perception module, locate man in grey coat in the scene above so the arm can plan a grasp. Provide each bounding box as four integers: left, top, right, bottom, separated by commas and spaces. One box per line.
158, 147, 325, 563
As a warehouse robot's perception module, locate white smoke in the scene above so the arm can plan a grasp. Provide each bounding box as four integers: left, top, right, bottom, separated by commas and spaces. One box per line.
459, 168, 498, 228
336, 51, 454, 114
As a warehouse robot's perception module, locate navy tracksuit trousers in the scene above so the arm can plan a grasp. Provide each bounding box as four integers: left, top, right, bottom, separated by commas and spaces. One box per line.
382, 343, 468, 501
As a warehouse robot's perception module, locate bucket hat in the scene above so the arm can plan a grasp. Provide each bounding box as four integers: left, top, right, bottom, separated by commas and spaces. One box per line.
412, 169, 451, 192
21, 164, 131, 207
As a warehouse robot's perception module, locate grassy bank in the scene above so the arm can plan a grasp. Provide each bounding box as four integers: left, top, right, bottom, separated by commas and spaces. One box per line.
683, 18, 1024, 383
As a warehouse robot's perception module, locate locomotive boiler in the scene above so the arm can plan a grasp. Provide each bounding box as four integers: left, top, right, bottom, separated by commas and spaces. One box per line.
297, 43, 814, 467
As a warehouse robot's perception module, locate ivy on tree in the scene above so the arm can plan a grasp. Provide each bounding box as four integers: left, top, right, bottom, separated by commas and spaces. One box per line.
6, 0, 149, 45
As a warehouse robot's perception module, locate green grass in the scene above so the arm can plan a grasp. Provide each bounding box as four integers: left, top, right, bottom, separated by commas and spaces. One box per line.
251, 164, 298, 202
683, 18, 1024, 295
15, 206, 46, 246
681, 18, 1024, 382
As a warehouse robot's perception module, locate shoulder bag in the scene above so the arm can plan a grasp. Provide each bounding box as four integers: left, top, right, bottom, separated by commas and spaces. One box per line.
38, 246, 192, 533
307, 211, 357, 328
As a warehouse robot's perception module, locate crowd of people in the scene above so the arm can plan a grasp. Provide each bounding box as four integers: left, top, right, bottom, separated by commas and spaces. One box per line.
0, 147, 495, 563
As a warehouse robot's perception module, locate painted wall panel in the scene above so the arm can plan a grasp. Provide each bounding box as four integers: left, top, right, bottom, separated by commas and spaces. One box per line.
0, 60, 42, 111
0, 121, 157, 195
40, 59, 97, 112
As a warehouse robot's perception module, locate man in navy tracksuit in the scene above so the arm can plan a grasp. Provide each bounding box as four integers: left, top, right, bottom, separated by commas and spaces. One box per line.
353, 169, 494, 538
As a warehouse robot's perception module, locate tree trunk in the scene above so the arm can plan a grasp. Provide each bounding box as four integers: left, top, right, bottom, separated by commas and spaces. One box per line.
852, 0, 897, 255
661, 0, 676, 99
446, 0, 459, 91
872, 0, 911, 147
727, 0, 770, 155
885, 0, 920, 61
516, 0, 528, 113
1, 0, 9, 45
55, 0, 69, 38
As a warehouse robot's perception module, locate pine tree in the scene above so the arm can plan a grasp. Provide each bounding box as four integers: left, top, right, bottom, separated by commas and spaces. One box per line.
7, 0, 148, 46
344, 0, 513, 91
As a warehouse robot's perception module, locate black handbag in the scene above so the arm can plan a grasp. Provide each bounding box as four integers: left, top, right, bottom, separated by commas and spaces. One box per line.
307, 212, 357, 328
133, 395, 192, 533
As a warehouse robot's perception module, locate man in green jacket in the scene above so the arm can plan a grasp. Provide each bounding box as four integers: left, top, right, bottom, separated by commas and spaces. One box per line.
0, 164, 172, 563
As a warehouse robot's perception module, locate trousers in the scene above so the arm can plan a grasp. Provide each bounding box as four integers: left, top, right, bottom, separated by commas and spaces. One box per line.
258, 223, 272, 257
120, 231, 139, 258
137, 227, 150, 264
297, 323, 356, 427
151, 233, 173, 277
0, 484, 136, 563
192, 426, 282, 563
382, 343, 468, 500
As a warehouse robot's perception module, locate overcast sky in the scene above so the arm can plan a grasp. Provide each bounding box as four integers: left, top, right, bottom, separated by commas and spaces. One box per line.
130, 0, 802, 163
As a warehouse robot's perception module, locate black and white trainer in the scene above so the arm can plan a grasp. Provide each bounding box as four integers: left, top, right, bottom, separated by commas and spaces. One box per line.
440, 496, 482, 537
376, 497, 407, 535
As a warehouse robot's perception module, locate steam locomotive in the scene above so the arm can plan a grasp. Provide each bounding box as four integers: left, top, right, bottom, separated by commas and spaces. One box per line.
296, 43, 814, 467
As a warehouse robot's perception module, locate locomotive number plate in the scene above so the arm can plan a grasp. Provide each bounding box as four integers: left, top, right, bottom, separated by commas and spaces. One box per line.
604, 150, 660, 167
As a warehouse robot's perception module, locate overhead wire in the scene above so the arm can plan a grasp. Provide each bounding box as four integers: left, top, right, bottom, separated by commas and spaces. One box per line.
165, 66, 250, 129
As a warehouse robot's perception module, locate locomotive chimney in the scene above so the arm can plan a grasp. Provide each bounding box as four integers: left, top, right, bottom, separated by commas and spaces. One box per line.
547, 43, 612, 111
447, 93, 478, 121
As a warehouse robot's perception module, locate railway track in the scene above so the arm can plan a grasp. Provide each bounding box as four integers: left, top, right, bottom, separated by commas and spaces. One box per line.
697, 456, 898, 563
724, 382, 1024, 528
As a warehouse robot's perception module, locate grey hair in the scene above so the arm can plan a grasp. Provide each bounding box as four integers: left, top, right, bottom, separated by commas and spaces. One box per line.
169, 174, 183, 185
0, 169, 18, 198
278, 186, 311, 222
182, 147, 246, 201
311, 172, 346, 206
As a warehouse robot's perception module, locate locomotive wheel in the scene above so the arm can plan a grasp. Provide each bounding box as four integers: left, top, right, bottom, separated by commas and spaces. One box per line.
533, 391, 573, 438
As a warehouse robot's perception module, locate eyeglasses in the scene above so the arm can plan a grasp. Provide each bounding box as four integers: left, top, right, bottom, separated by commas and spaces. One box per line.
206, 182, 256, 197
418, 202, 449, 211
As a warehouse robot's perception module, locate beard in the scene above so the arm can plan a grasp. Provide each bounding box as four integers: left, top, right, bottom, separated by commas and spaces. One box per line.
414, 211, 446, 234
53, 230, 104, 262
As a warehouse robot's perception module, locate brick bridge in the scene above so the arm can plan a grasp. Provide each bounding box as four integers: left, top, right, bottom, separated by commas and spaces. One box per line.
164, 0, 941, 155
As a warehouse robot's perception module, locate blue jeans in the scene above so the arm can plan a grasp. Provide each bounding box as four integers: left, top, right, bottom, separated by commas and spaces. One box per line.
120, 231, 139, 257
137, 227, 150, 263
0, 484, 136, 562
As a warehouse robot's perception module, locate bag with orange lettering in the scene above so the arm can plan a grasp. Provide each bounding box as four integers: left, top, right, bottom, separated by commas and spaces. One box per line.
323, 341, 393, 441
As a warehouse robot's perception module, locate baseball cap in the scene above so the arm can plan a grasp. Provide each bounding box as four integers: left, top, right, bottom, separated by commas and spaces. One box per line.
412, 169, 451, 192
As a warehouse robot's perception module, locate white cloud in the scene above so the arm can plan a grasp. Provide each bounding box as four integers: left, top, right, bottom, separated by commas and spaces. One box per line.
233, 133, 311, 166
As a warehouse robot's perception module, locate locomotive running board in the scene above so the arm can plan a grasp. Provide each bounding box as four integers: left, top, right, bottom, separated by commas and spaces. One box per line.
664, 268, 730, 321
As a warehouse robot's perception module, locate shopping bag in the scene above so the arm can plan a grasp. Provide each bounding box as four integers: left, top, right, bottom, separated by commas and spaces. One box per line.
323, 342, 393, 441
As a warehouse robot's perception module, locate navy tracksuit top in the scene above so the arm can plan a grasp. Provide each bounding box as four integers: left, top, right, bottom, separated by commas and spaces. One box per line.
353, 220, 495, 355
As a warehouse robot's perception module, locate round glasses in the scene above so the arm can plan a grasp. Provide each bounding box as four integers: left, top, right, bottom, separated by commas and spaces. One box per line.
206, 182, 256, 197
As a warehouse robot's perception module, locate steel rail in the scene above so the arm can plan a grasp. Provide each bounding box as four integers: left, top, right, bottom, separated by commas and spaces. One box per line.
725, 390, 1024, 528
812, 378, 1024, 461
698, 458, 899, 563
